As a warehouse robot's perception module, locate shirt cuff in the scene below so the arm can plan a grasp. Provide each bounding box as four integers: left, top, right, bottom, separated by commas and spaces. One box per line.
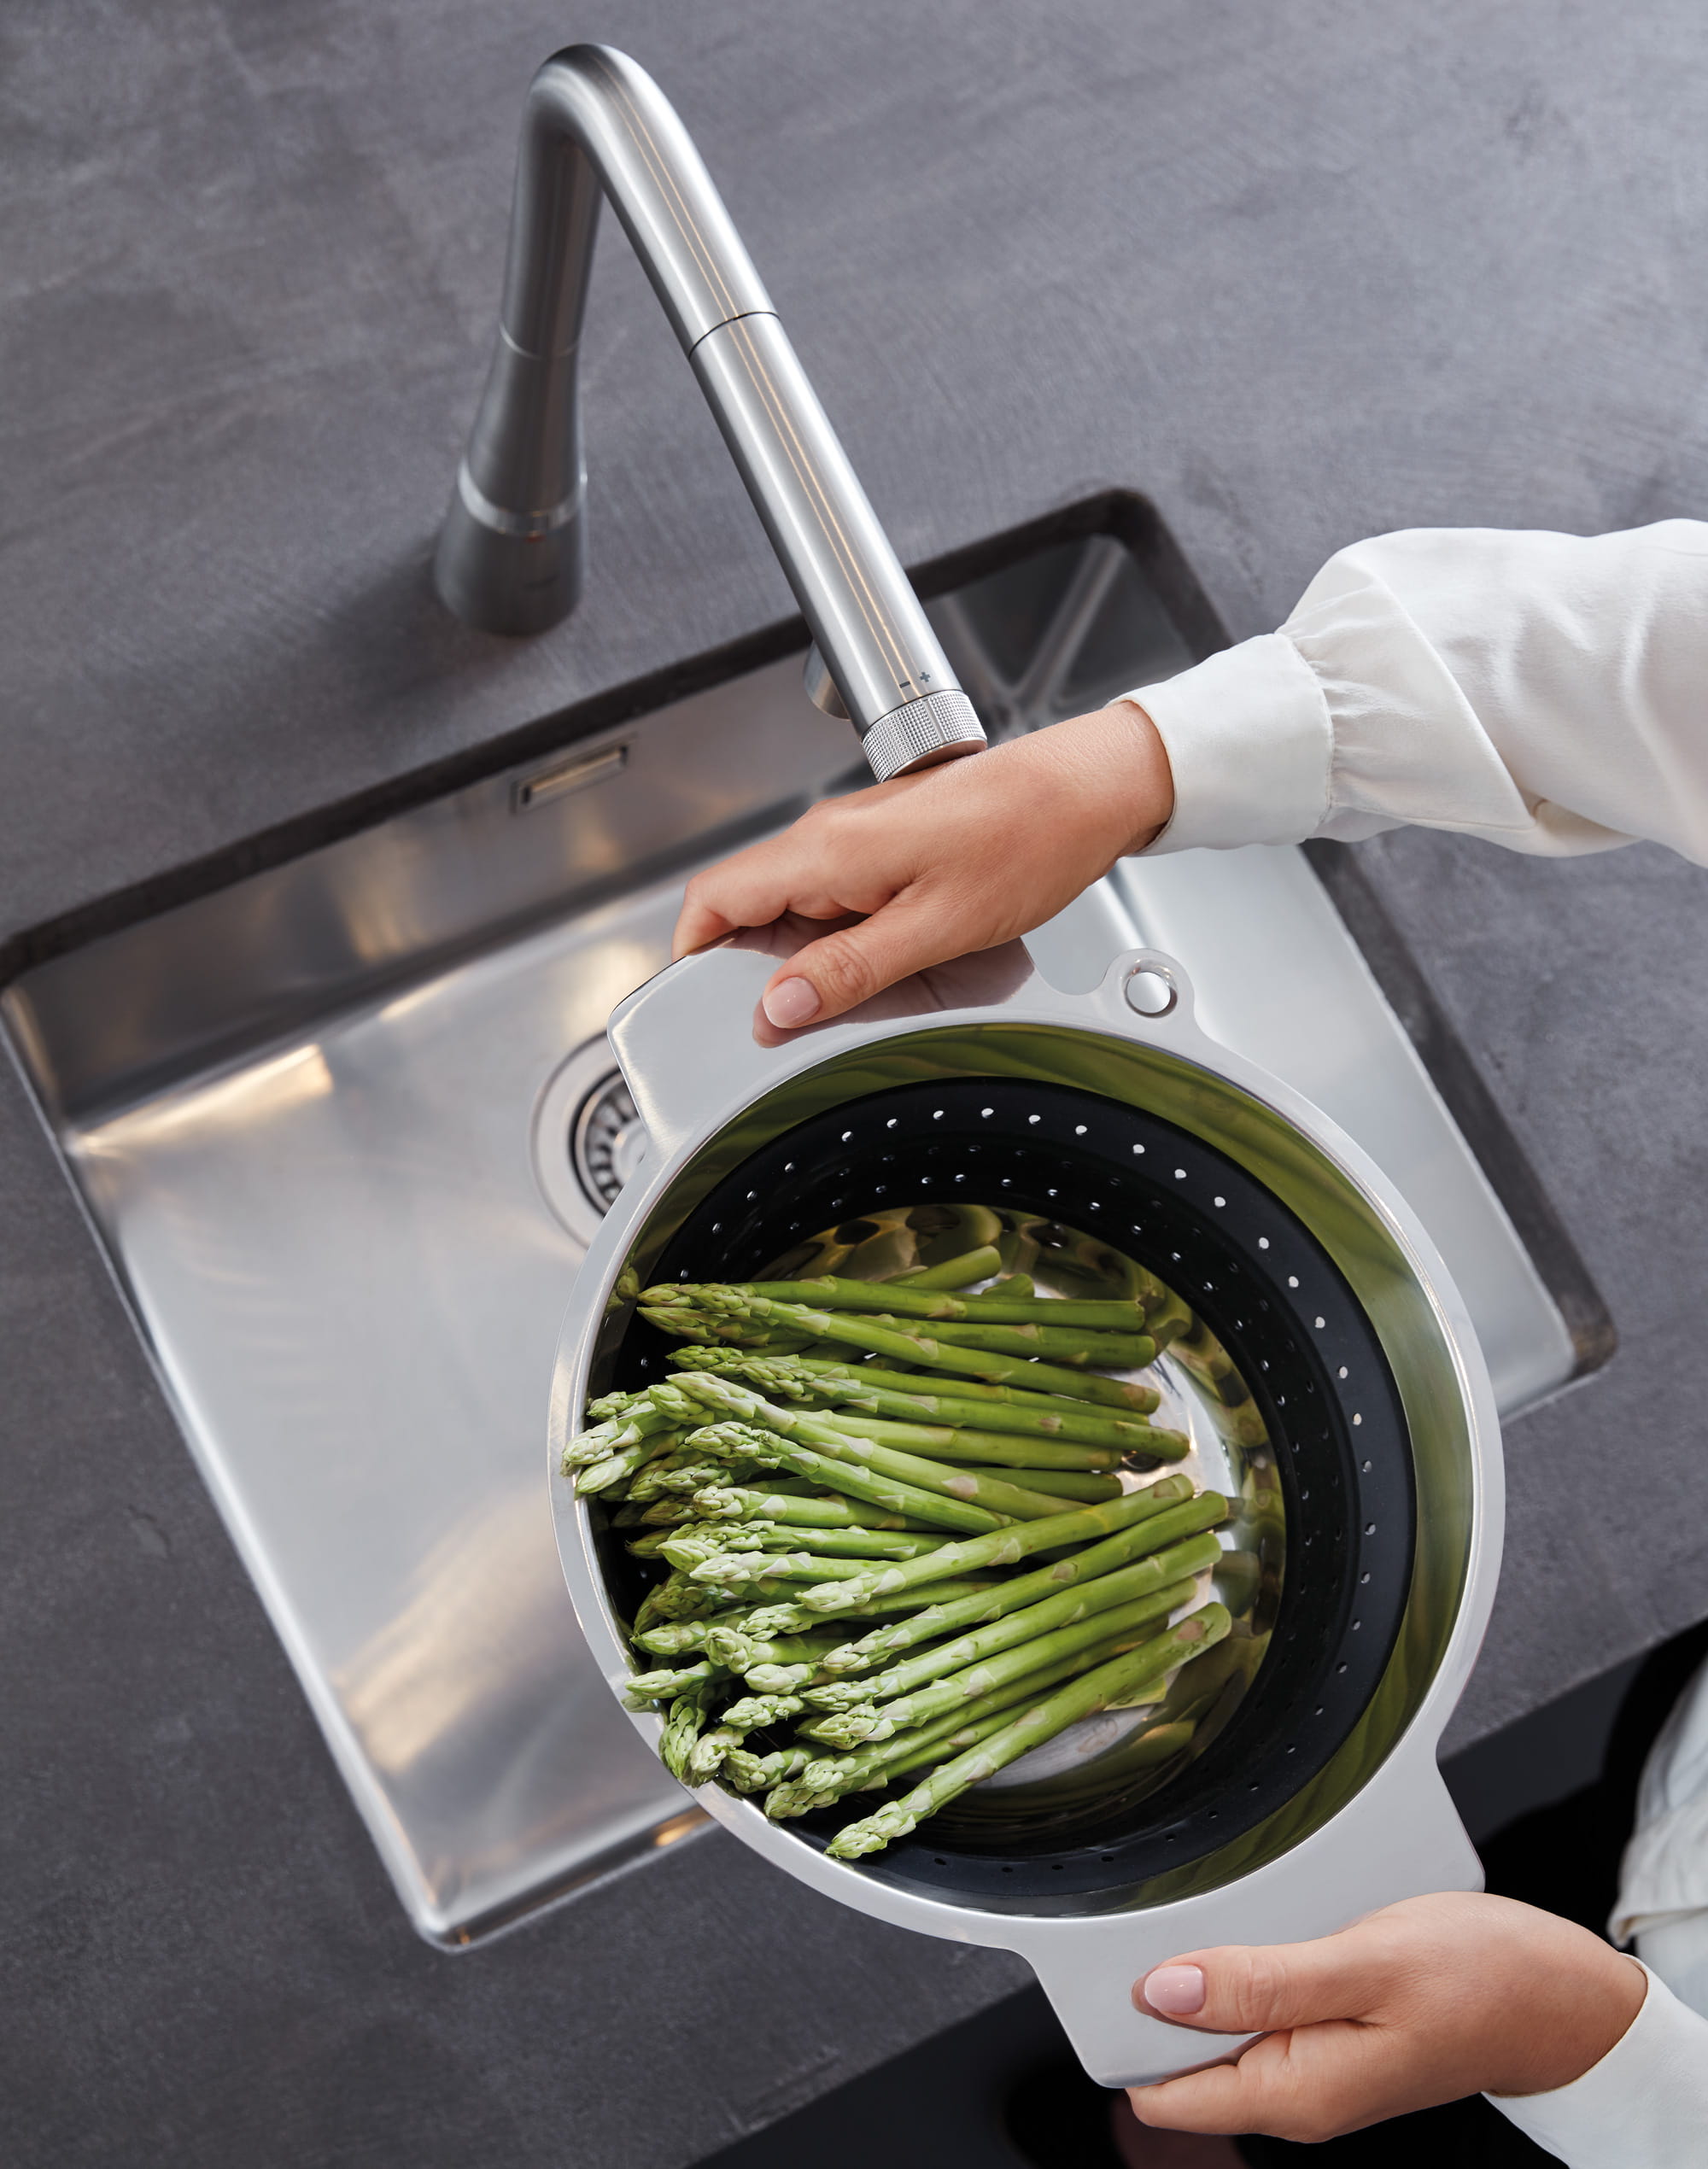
1121, 633, 1332, 854
1486, 1963, 1708, 2167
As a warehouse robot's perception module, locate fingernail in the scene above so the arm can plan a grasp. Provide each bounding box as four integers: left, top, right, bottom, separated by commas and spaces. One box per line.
1143, 1964, 1206, 2015
763, 978, 822, 1029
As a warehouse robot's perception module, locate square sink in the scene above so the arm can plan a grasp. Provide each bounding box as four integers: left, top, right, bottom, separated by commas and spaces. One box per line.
2, 498, 1610, 1944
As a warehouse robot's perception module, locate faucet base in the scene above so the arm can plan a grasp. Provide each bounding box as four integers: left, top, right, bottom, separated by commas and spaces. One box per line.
433, 469, 587, 637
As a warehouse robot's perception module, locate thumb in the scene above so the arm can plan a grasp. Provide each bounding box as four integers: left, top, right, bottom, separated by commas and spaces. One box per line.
1136, 1932, 1392, 2036
758, 894, 958, 1031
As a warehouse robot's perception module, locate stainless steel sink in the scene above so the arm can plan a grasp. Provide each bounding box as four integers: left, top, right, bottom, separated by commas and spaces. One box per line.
2, 506, 1610, 1944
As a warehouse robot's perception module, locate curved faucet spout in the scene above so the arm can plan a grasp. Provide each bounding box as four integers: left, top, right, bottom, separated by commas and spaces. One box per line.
435, 44, 986, 781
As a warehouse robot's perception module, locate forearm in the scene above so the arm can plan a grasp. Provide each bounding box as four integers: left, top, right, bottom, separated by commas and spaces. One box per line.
1132, 520, 1708, 864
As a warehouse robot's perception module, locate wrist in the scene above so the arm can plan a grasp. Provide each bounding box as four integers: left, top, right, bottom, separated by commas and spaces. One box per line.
1036, 701, 1174, 859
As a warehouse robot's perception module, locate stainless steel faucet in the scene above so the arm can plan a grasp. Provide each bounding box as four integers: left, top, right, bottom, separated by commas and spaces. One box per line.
436, 44, 986, 782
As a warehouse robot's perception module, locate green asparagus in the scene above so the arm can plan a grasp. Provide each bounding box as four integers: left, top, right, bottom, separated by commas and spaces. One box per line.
825, 1607, 1232, 1856
795, 1483, 1229, 1614
804, 1583, 1191, 1747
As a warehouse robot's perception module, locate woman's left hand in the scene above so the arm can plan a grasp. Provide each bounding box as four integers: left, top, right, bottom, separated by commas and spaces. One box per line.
1127, 1891, 1647, 2143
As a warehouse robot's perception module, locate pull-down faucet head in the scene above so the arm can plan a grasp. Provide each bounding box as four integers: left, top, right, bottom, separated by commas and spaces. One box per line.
435, 44, 986, 781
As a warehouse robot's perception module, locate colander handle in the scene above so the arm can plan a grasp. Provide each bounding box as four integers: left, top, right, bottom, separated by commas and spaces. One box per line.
1013, 1749, 1482, 2089
607, 928, 1045, 1155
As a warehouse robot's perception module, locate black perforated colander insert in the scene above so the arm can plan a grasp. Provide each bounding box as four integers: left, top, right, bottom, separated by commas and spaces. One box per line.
608, 1076, 1415, 1906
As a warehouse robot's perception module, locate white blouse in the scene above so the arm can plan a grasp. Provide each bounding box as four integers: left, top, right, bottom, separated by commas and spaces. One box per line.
1127, 522, 1708, 2166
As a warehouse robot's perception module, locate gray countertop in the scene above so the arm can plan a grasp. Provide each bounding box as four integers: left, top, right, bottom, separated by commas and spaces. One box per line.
5, 3, 1708, 2162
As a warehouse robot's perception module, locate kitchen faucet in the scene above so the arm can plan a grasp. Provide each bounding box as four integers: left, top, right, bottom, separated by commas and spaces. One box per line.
435, 44, 986, 781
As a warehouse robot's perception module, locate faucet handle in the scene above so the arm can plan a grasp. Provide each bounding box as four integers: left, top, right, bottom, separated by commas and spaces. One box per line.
860, 689, 986, 778
804, 646, 984, 776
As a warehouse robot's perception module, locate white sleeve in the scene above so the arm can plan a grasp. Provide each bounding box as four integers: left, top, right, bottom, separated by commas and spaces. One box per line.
1126, 521, 1708, 862
1484, 1963, 1708, 2166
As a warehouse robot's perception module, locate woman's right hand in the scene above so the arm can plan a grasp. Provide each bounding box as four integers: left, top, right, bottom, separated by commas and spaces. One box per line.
1126, 1891, 1647, 2143
671, 701, 1175, 1031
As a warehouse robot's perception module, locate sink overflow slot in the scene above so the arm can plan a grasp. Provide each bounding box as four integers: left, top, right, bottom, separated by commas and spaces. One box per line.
512, 741, 629, 812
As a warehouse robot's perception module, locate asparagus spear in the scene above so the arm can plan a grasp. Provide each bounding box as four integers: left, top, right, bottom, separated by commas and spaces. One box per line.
958, 1467, 1123, 1503
659, 1678, 722, 1782
795, 1482, 1227, 1615
674, 1381, 1074, 1523
560, 1400, 677, 1473
769, 1623, 1162, 1816
687, 1725, 742, 1783
679, 1486, 919, 1530
692, 1547, 938, 1589
717, 1692, 806, 1736
792, 1405, 1189, 1471
825, 1607, 1232, 1856
575, 1429, 686, 1496
734, 1579, 1000, 1639
816, 1489, 1220, 1666
666, 1286, 1156, 1371
891, 1243, 1003, 1289
621, 1659, 729, 1707
671, 1348, 1163, 1429
804, 1584, 1191, 1747
803, 1537, 1224, 1714
729, 1277, 1155, 1330
668, 1524, 947, 1570
679, 1418, 1008, 1537
723, 1744, 812, 1793
703, 1625, 842, 1670
658, 1292, 1160, 1408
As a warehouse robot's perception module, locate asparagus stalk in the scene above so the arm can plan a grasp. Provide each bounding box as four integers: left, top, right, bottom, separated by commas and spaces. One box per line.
632, 1617, 720, 1657
668, 1287, 1157, 1372
658, 1678, 722, 1782
679, 1418, 1008, 1537
680, 1486, 919, 1531
668, 1524, 948, 1570
717, 1692, 806, 1737
814, 1484, 1218, 1663
686, 1725, 742, 1783
691, 1548, 938, 1589
560, 1400, 677, 1473
728, 1277, 1155, 1330
803, 1536, 1224, 1713
891, 1243, 1003, 1289
825, 1607, 1232, 1856
795, 1482, 1227, 1615
734, 1579, 1001, 1639
723, 1744, 812, 1793
674, 1380, 1073, 1523
769, 1624, 1160, 1815
575, 1429, 686, 1496
703, 1625, 842, 1670
671, 1348, 1163, 1429
805, 1584, 1191, 1747
958, 1467, 1123, 1503
621, 1659, 729, 1707
794, 1406, 1189, 1471
666, 1293, 1162, 1408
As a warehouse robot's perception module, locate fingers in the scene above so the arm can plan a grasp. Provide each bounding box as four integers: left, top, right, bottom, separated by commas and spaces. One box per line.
758, 892, 960, 1029
1135, 1933, 1393, 2036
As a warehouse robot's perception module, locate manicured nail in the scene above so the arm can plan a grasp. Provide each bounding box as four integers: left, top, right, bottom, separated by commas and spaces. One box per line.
763, 978, 822, 1029
1143, 1965, 1206, 2016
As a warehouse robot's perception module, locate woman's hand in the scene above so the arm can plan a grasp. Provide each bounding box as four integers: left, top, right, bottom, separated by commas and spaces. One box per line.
1128, 1891, 1647, 2144
670, 703, 1174, 1029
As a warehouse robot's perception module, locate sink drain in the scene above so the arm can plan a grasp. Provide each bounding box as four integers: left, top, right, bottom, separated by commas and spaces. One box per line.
532, 1038, 652, 1245
572, 1073, 648, 1213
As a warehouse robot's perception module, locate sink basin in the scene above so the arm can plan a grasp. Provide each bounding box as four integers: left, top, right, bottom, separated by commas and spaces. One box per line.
2, 498, 1611, 1944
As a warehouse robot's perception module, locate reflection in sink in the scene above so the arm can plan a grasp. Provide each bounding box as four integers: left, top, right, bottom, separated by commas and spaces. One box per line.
2, 508, 1600, 1943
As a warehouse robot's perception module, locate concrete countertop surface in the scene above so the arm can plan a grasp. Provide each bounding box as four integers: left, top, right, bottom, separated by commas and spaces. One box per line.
5, 2, 1708, 2162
